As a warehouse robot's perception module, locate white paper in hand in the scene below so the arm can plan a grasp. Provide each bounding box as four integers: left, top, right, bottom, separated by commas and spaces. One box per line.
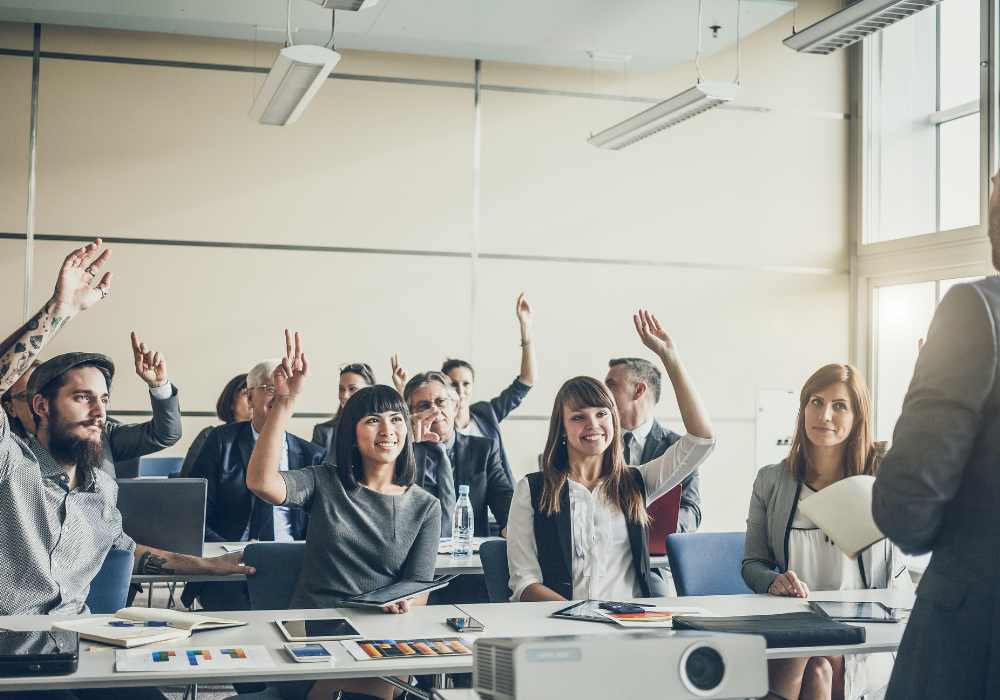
798, 475, 885, 558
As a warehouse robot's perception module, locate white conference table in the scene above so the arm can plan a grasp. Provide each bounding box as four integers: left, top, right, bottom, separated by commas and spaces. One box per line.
0, 589, 913, 692
132, 541, 672, 584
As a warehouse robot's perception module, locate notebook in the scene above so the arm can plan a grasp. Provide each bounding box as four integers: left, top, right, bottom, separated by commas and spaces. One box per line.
53, 608, 246, 648
798, 475, 884, 558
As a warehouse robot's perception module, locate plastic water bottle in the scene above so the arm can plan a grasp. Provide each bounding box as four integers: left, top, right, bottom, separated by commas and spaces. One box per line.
451, 485, 474, 558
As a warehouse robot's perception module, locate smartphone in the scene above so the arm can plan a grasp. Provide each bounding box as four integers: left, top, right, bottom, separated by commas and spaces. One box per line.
284, 643, 335, 663
446, 616, 484, 632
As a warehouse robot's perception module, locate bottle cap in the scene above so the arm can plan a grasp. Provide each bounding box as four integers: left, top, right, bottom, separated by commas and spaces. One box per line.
458, 485, 470, 495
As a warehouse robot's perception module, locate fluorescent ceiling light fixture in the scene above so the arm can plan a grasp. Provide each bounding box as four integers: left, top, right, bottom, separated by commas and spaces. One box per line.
784, 0, 942, 55
250, 45, 341, 126
307, 0, 381, 9
587, 81, 739, 150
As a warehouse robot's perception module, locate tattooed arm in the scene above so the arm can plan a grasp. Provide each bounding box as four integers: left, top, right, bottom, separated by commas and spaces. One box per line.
0, 240, 112, 394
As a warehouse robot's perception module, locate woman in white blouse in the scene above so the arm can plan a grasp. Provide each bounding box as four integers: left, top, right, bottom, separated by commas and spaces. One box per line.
742, 364, 912, 700
506, 309, 715, 602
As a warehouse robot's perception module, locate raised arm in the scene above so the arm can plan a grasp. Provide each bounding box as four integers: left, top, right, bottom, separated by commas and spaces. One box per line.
0, 240, 112, 393
245, 330, 305, 506
634, 309, 713, 440
515, 292, 536, 386
390, 353, 408, 395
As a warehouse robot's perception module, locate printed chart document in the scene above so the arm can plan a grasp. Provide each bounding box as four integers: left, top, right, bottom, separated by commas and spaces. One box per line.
54, 607, 246, 648
798, 475, 885, 558
342, 637, 473, 661
116, 645, 274, 672
596, 606, 710, 628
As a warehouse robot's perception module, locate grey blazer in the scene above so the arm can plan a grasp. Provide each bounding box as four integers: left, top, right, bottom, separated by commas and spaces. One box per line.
103, 384, 183, 478
873, 278, 1000, 700
743, 462, 910, 595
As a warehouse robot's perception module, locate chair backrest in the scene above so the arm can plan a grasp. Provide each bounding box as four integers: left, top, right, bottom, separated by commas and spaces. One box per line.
86, 548, 135, 614
137, 456, 184, 477
479, 538, 512, 603
242, 542, 307, 610
666, 532, 754, 596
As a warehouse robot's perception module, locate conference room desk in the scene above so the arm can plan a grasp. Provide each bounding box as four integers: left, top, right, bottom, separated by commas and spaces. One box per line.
131, 542, 672, 584
0, 589, 913, 692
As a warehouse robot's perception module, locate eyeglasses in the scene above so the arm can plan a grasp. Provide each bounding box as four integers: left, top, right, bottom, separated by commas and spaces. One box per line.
7, 391, 28, 402
250, 385, 276, 396
413, 397, 453, 412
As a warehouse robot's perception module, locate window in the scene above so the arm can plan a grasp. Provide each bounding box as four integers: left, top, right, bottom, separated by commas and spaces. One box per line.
864, 0, 981, 243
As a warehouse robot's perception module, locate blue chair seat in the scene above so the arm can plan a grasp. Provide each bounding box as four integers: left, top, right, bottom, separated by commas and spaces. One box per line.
666, 531, 753, 596
87, 548, 135, 614
479, 538, 512, 603
137, 456, 183, 477
242, 542, 306, 610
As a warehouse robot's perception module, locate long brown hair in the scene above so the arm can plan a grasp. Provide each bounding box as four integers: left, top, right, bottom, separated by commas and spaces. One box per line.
540, 376, 649, 525
787, 363, 878, 481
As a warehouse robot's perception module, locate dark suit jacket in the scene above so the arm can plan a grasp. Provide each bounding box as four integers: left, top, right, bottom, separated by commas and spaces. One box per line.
415, 433, 514, 537
873, 279, 1000, 700
640, 420, 702, 533
468, 378, 531, 483
188, 421, 324, 542
310, 416, 339, 457
104, 384, 184, 478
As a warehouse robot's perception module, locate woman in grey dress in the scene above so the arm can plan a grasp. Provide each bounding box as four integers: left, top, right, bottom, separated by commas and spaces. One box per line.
247, 331, 441, 700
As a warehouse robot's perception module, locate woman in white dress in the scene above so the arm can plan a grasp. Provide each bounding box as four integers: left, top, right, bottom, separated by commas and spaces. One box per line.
742, 364, 913, 700
506, 309, 715, 602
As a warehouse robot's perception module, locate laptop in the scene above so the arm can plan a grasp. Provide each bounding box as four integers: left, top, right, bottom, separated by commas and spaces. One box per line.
646, 484, 682, 556
116, 478, 207, 556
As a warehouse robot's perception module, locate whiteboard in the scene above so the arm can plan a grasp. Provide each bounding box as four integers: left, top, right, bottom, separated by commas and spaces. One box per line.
755, 389, 798, 470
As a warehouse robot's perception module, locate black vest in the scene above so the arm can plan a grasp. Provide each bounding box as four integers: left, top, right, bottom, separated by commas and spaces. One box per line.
525, 469, 653, 600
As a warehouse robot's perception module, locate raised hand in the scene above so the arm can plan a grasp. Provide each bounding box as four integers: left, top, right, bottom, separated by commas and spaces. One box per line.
516, 291, 533, 326
390, 353, 408, 394
273, 329, 308, 399
52, 239, 112, 315
131, 332, 168, 388
633, 309, 677, 360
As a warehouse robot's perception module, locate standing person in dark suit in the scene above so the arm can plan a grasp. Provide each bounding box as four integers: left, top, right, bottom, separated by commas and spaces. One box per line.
183, 359, 324, 613
391, 292, 536, 483
604, 357, 702, 533
872, 171, 1000, 700
179, 373, 251, 477
310, 362, 376, 458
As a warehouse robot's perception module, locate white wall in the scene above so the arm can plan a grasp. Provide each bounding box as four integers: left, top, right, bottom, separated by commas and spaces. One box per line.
0, 1, 850, 532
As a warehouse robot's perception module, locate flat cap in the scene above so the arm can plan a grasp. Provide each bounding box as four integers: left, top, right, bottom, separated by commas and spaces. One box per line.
27, 352, 115, 397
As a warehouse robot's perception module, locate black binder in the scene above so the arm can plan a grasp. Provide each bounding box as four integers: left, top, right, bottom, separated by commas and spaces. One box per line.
672, 612, 866, 648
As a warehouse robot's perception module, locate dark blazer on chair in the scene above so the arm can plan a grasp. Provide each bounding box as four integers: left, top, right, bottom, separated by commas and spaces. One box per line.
188, 421, 323, 542
415, 433, 514, 537
104, 385, 184, 478
873, 278, 1000, 700
641, 420, 702, 533
467, 378, 531, 483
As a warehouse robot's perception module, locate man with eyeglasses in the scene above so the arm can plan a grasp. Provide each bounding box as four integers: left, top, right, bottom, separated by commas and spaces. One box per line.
184, 359, 324, 614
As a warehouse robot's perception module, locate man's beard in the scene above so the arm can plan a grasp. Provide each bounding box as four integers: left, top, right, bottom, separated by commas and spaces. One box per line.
47, 407, 104, 472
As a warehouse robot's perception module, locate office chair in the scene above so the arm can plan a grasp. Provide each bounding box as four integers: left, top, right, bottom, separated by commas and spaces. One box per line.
137, 456, 184, 477
479, 538, 513, 603
86, 549, 135, 614
666, 532, 754, 596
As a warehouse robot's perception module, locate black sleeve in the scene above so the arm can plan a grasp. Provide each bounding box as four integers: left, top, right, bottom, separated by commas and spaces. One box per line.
188, 427, 226, 542
484, 441, 514, 529
483, 378, 532, 423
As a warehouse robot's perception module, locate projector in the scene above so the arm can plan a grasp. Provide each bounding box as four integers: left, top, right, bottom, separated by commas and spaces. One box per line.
473, 632, 767, 699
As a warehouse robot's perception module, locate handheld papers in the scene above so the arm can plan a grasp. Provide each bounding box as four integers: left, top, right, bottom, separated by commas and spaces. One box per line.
798, 475, 885, 558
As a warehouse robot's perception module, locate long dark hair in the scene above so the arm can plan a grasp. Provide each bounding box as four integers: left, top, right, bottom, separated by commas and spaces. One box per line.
215, 373, 248, 424
540, 376, 649, 525
787, 363, 878, 480
334, 385, 416, 490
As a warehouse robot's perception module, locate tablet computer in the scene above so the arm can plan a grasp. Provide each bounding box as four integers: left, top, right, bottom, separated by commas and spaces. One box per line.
334, 575, 459, 610
550, 600, 618, 624
808, 601, 899, 623
276, 618, 363, 642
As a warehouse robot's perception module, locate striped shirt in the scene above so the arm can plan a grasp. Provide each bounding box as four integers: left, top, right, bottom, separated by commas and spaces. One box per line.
0, 409, 135, 615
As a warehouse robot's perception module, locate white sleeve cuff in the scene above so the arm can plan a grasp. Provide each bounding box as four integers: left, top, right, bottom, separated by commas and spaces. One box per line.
149, 382, 173, 400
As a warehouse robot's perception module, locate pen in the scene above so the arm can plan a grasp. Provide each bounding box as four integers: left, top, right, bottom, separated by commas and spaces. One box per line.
108, 620, 170, 627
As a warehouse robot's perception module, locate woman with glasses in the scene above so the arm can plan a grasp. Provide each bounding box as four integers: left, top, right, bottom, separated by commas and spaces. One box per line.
247, 332, 440, 700
311, 363, 377, 458
180, 373, 251, 477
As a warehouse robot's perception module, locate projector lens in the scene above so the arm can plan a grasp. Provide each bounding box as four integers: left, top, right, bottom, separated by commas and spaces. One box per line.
684, 646, 725, 692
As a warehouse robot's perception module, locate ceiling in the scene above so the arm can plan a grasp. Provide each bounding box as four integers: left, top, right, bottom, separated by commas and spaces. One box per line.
0, 0, 795, 71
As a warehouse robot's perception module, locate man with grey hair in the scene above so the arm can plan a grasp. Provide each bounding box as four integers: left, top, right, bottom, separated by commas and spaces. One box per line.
184, 359, 324, 613
605, 357, 703, 535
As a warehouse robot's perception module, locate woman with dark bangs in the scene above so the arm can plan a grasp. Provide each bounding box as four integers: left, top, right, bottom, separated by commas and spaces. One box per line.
506, 310, 715, 602
247, 331, 440, 700
742, 363, 912, 700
